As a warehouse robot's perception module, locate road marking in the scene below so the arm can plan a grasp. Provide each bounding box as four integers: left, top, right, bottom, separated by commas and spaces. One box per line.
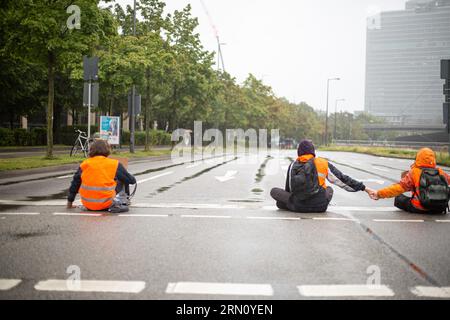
137, 171, 174, 184
181, 215, 232, 219
119, 214, 169, 218
312, 217, 356, 221
411, 286, 450, 298
329, 207, 401, 212
53, 212, 103, 217
215, 170, 238, 182
436, 220, 450, 223
186, 163, 202, 169
133, 203, 244, 210
166, 282, 273, 296
247, 216, 301, 221
57, 175, 73, 179
0, 212, 40, 216
373, 219, 424, 223
0, 279, 21, 291
297, 285, 395, 297
371, 166, 391, 173
34, 280, 146, 293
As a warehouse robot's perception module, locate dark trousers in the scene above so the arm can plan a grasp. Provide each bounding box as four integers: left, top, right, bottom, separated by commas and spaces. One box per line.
270, 187, 333, 213
394, 194, 446, 214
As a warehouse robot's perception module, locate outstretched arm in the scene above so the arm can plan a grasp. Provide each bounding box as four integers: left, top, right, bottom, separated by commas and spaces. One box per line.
376, 171, 414, 199
327, 163, 366, 192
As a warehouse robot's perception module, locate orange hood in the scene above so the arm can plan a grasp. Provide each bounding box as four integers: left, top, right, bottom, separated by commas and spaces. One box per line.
413, 148, 436, 169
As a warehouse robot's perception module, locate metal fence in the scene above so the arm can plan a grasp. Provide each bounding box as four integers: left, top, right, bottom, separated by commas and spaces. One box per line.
332, 139, 449, 152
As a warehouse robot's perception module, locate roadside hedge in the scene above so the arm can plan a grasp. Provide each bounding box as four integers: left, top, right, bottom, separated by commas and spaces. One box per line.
0, 127, 172, 147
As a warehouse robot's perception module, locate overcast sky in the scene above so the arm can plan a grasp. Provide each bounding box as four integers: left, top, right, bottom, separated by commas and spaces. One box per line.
113, 0, 407, 113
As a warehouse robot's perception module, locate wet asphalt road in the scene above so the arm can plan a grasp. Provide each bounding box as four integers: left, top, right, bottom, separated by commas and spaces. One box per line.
0, 150, 449, 300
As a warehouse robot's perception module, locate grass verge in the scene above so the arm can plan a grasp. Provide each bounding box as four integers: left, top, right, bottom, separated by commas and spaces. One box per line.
0, 149, 172, 172
319, 145, 450, 167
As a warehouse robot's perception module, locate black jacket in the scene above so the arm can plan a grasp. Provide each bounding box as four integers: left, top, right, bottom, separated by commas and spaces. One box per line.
68, 163, 136, 202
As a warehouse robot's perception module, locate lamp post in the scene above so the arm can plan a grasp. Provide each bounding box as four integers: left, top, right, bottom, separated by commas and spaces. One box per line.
324, 77, 340, 145
334, 98, 345, 142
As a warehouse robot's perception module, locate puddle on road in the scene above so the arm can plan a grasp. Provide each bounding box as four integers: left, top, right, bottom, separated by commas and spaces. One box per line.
0, 173, 76, 187
254, 155, 273, 183
23, 189, 69, 202
0, 204, 25, 212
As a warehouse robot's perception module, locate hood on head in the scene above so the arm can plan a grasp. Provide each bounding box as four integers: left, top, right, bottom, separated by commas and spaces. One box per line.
414, 148, 436, 168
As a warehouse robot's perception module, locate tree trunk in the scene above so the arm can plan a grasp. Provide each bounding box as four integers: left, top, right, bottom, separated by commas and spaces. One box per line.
144, 68, 151, 152
46, 51, 55, 158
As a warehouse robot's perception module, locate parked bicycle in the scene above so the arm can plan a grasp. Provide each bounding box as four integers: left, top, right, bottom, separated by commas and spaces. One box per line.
70, 130, 93, 157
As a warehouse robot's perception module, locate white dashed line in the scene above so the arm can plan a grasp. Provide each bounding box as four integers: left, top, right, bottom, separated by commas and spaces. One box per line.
0, 212, 40, 216
119, 214, 169, 218
57, 175, 73, 179
435, 220, 450, 223
373, 219, 424, 223
297, 285, 395, 297
166, 282, 274, 296
0, 279, 22, 291
53, 212, 103, 217
181, 215, 232, 219
34, 280, 146, 293
247, 216, 301, 221
312, 217, 356, 222
137, 171, 174, 184
411, 286, 450, 298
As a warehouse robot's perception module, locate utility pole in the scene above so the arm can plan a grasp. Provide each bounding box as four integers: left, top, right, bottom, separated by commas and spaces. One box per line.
324, 77, 340, 145
334, 98, 345, 142
130, 0, 137, 153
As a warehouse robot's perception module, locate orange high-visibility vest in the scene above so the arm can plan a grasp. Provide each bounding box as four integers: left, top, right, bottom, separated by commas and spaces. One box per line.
298, 155, 329, 189
410, 166, 445, 211
80, 156, 119, 211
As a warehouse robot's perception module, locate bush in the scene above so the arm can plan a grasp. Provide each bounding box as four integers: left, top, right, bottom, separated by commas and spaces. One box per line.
0, 128, 15, 146
121, 130, 172, 146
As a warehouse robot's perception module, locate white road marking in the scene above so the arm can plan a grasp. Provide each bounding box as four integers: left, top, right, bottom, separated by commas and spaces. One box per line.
0, 200, 67, 206
137, 171, 174, 184
373, 219, 424, 223
0, 212, 40, 216
186, 163, 202, 169
34, 280, 145, 293
371, 166, 391, 173
53, 212, 103, 217
329, 207, 401, 212
297, 285, 395, 297
312, 217, 356, 222
133, 203, 244, 210
0, 279, 21, 291
215, 170, 238, 182
435, 220, 450, 223
181, 215, 232, 219
247, 216, 301, 221
57, 175, 73, 179
166, 282, 273, 296
119, 214, 169, 218
411, 286, 450, 298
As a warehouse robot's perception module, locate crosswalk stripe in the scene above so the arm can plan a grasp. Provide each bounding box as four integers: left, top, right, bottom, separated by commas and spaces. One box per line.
34, 280, 146, 293
411, 286, 450, 298
0, 279, 21, 291
297, 285, 395, 297
166, 282, 273, 296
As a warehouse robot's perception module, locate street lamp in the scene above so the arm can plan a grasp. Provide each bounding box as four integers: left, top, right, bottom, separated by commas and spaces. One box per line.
324, 77, 340, 145
334, 99, 345, 142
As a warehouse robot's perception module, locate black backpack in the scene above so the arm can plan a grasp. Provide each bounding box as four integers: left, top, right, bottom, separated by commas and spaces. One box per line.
290, 158, 320, 201
415, 168, 450, 213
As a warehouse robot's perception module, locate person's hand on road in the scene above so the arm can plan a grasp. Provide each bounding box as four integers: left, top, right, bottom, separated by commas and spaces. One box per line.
365, 187, 379, 200
66, 202, 76, 209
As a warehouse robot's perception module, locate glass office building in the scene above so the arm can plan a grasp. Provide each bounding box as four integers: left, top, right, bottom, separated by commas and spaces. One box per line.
364, 0, 450, 125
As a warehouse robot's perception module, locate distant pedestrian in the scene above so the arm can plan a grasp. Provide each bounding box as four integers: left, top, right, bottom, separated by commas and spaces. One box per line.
368, 148, 450, 214
67, 139, 136, 213
270, 140, 374, 213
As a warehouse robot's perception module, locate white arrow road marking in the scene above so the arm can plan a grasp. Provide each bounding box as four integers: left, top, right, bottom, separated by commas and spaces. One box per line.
166, 282, 273, 296
0, 279, 22, 291
137, 171, 173, 184
298, 285, 394, 297
215, 170, 238, 182
34, 280, 146, 293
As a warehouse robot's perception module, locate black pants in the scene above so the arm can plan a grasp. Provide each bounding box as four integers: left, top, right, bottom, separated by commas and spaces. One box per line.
270, 187, 333, 213
394, 195, 445, 214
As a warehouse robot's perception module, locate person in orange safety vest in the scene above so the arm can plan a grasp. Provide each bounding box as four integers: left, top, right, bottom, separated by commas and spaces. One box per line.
67, 140, 136, 213
368, 148, 450, 214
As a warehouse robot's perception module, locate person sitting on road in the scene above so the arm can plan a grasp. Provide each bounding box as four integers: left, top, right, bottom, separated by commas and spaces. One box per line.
270, 139, 374, 213
67, 139, 136, 213
368, 148, 450, 214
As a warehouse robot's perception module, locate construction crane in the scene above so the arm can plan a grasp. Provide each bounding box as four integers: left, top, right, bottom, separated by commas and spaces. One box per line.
199, 0, 226, 72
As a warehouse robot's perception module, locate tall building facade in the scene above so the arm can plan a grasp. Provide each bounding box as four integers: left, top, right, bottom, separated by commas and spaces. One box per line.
364, 0, 450, 125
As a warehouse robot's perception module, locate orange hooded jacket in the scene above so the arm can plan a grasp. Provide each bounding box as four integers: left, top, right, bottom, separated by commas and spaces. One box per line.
377, 148, 450, 210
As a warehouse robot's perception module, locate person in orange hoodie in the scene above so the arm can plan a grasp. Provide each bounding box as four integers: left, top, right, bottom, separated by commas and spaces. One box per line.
369, 148, 450, 214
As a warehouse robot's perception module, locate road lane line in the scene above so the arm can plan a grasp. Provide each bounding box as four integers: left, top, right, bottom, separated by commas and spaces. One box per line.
181, 215, 232, 219
371, 166, 391, 173
57, 175, 73, 179
297, 285, 394, 297
137, 171, 174, 184
411, 286, 450, 298
247, 216, 301, 221
53, 212, 103, 217
373, 219, 424, 223
133, 203, 243, 210
312, 217, 356, 221
0, 212, 40, 216
34, 280, 145, 293
119, 214, 169, 218
166, 282, 273, 296
0, 279, 21, 291
435, 220, 450, 223
329, 207, 401, 212
186, 163, 202, 169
